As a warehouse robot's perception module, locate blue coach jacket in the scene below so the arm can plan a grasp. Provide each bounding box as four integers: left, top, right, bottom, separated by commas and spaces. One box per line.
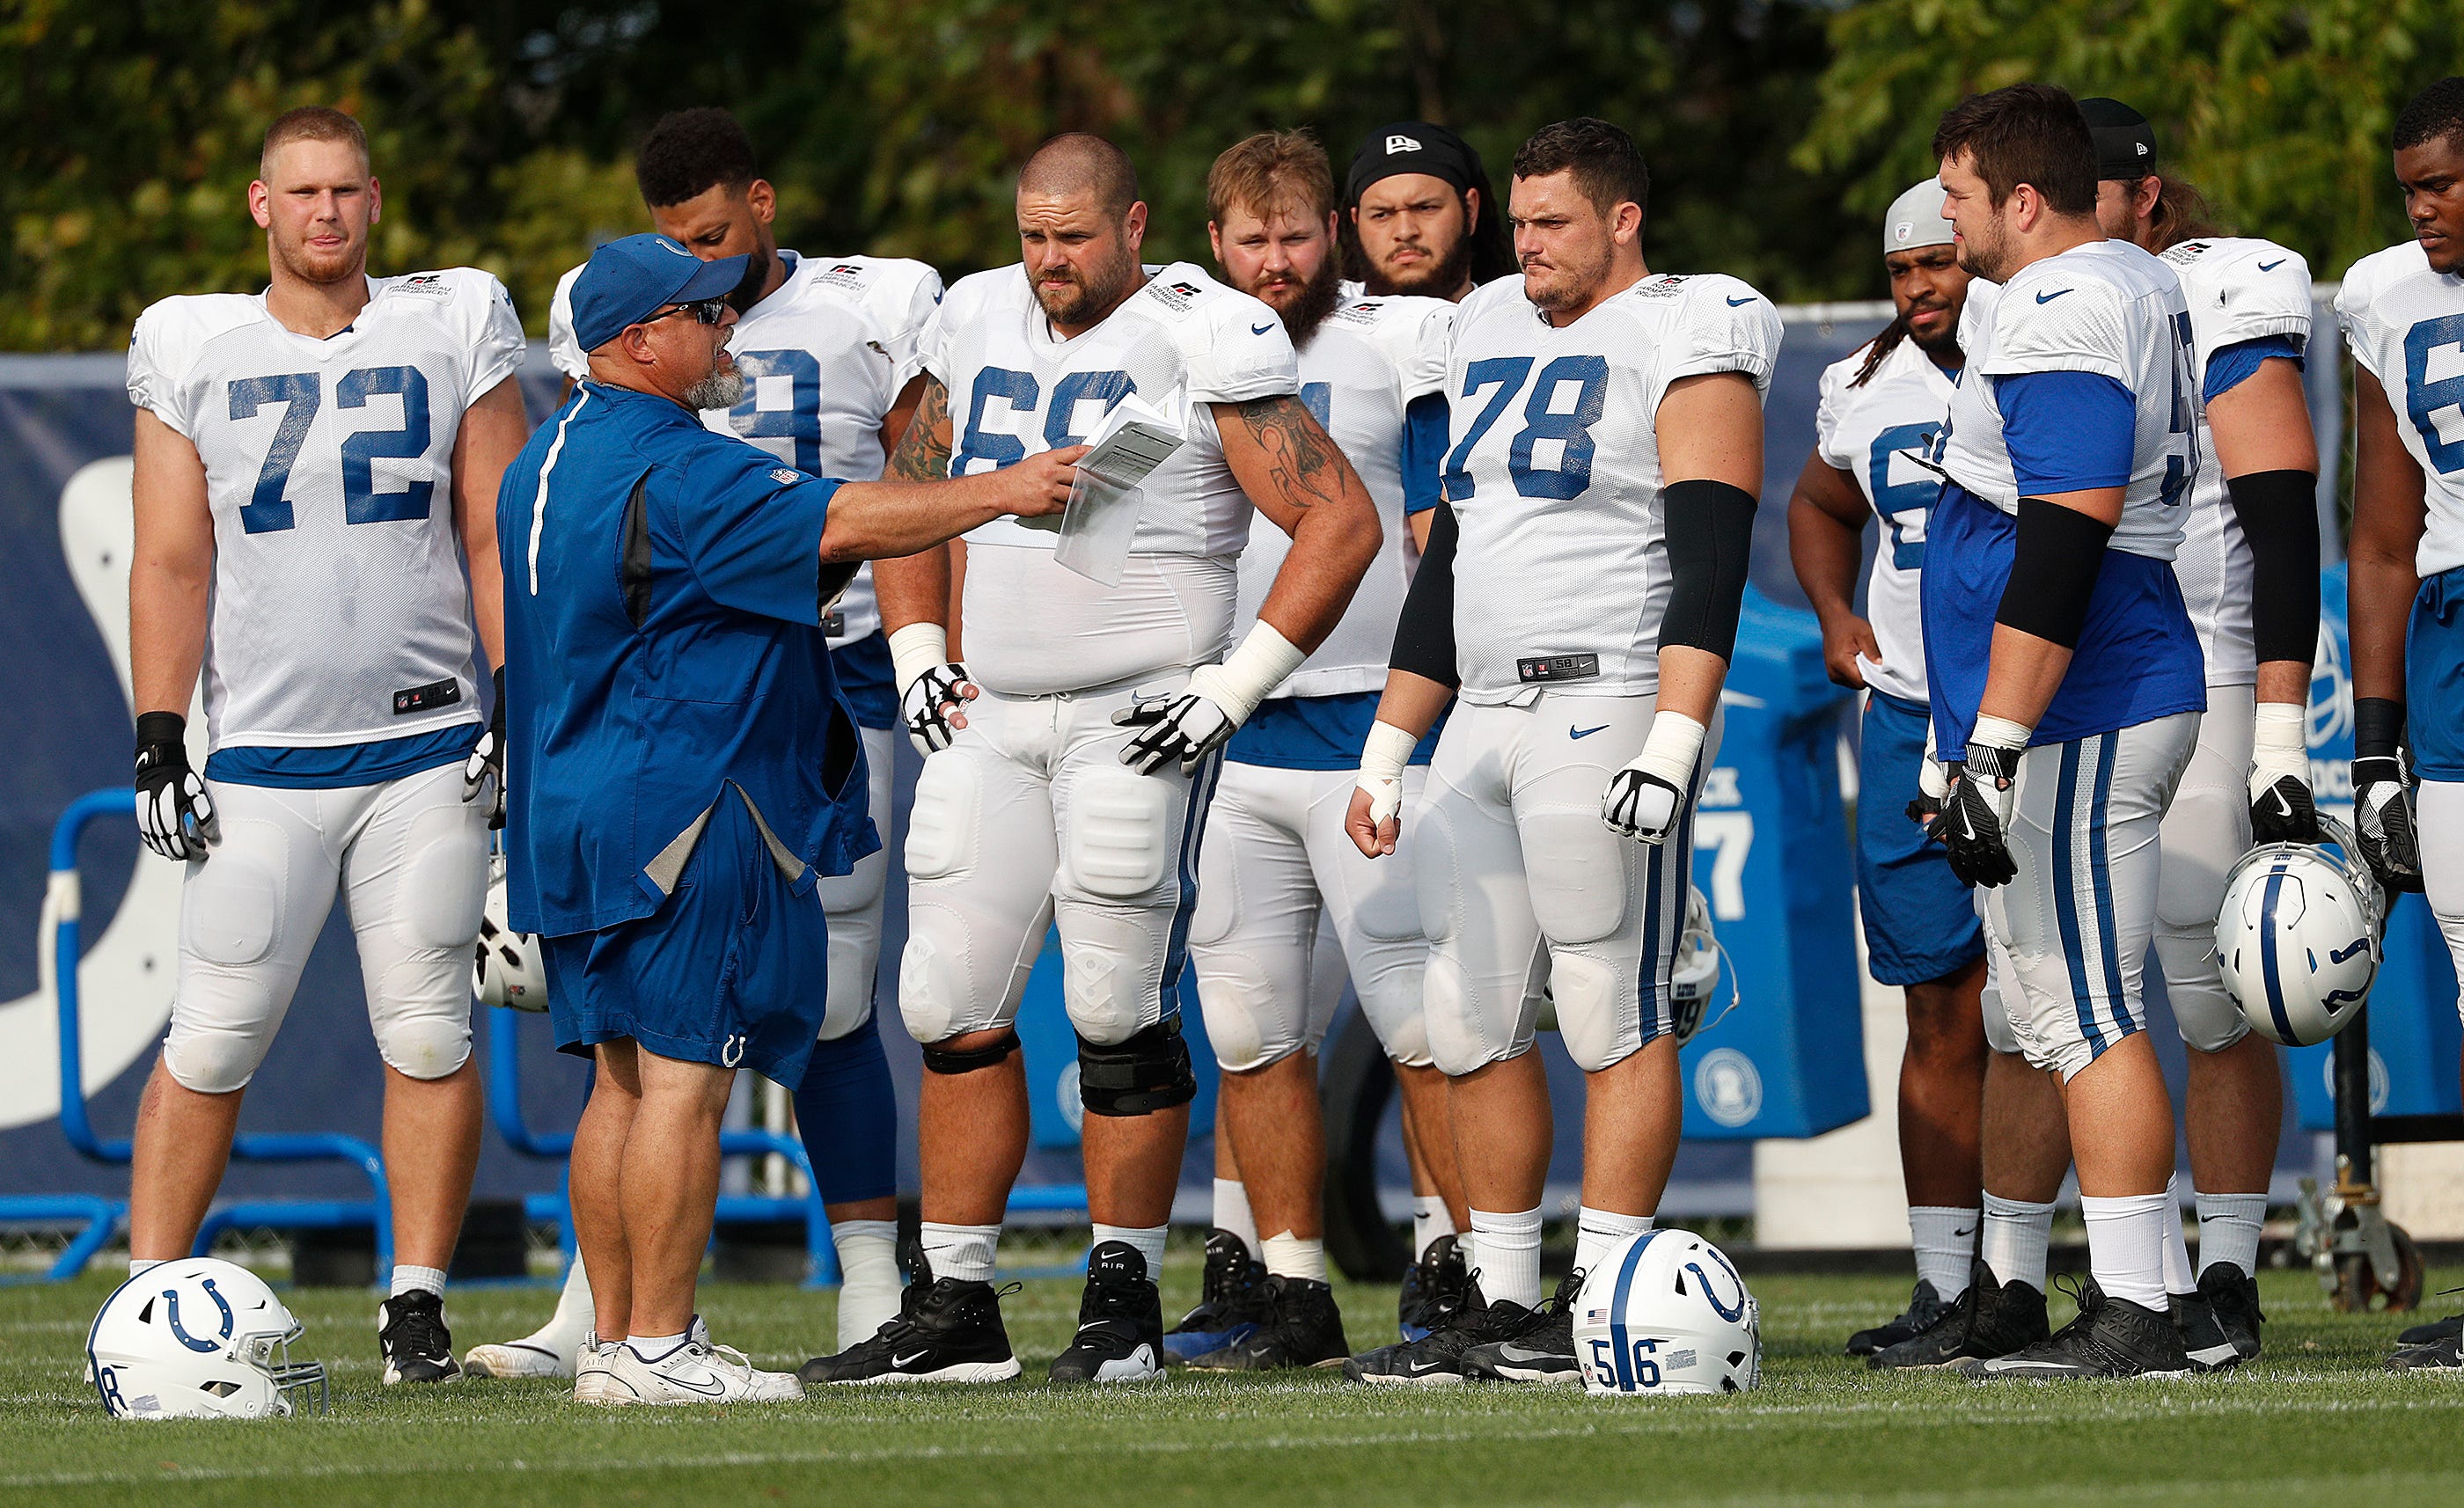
497, 379, 879, 936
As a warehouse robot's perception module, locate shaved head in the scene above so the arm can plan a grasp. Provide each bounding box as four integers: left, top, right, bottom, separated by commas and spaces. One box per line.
1018, 133, 1141, 219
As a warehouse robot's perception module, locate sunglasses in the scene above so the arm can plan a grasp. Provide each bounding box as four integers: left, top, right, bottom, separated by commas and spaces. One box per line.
642, 297, 729, 328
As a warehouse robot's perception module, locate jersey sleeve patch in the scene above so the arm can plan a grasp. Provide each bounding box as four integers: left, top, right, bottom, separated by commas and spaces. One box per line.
1978, 275, 2134, 383
1182, 288, 1301, 406
1666, 277, 1783, 391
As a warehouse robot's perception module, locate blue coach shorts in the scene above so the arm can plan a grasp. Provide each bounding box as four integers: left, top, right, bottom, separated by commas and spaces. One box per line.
1856, 692, 1987, 986
544, 792, 833, 1087
832, 633, 900, 732
2409, 567, 2464, 780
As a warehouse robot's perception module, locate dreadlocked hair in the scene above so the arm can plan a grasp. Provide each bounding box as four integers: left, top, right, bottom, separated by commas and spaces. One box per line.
1851, 313, 1911, 388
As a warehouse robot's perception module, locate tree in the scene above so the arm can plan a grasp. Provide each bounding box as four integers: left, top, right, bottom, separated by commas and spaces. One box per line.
1793, 0, 2464, 280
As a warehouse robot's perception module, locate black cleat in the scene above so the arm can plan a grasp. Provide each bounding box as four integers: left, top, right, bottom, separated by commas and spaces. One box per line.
1869, 1263, 2049, 1371
1975, 1277, 2192, 1380
798, 1276, 1023, 1384
1463, 1269, 1583, 1384
1347, 1293, 1534, 1387
2397, 1309, 2463, 1349
1049, 1241, 1166, 1384
378, 1290, 462, 1386
2184, 1263, 2263, 1370
1163, 1228, 1267, 1364
1189, 1276, 1350, 1371
1398, 1234, 1472, 1343
1846, 1278, 1947, 1357
2388, 1332, 2464, 1372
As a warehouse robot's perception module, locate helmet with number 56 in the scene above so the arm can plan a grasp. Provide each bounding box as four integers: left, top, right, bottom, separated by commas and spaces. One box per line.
87, 1257, 327, 1419
1572, 1228, 1760, 1395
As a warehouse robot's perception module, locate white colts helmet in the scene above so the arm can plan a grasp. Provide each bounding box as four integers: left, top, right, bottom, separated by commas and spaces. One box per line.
474, 850, 548, 1012
1573, 1228, 1761, 1395
2216, 816, 2384, 1047
88, 1257, 327, 1418
1667, 887, 1737, 1046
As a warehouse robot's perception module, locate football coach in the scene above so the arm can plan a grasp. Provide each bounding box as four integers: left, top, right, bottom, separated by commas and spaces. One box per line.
496, 233, 1082, 1405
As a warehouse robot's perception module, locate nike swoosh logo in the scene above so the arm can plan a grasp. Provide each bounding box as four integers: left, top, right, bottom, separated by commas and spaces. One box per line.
1250, 323, 1275, 335
2035, 289, 2072, 304
1570, 724, 1611, 739
1953, 1226, 1976, 1239
891, 1351, 932, 1367
1406, 1358, 1445, 1373
2257, 259, 2285, 272
1725, 295, 1756, 307
664, 1372, 727, 1396
2271, 791, 2294, 816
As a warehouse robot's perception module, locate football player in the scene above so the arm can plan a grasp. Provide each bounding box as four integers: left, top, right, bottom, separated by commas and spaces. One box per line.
470, 108, 935, 1380
1787, 182, 1989, 1357
124, 106, 530, 1384
1342, 118, 1781, 1386
803, 133, 1380, 1385
2343, 76, 2464, 1373
1166, 130, 1458, 1371
1342, 122, 1515, 301
1918, 85, 2206, 1380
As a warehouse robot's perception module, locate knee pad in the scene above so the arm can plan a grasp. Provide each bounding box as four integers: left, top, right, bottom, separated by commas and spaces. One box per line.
1065, 767, 1171, 902
1549, 949, 1637, 1071
1077, 1018, 1197, 1116
898, 907, 987, 1044
1194, 951, 1302, 1073
1979, 978, 2022, 1057
905, 756, 983, 882
376, 1009, 473, 1081
1371, 999, 1435, 1070
1522, 809, 1631, 945
1421, 953, 1492, 1077
1058, 906, 1163, 1043
920, 1028, 1020, 1075
161, 1015, 274, 1095
397, 802, 488, 949
818, 928, 879, 1041
2167, 974, 2252, 1054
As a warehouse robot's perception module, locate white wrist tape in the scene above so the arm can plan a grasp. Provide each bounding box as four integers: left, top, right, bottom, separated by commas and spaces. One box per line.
888, 623, 950, 692
1919, 753, 1950, 802
1193, 622, 1306, 727
1632, 710, 1707, 786
2252, 700, 2309, 783
1355, 721, 1419, 825
1970, 714, 2034, 754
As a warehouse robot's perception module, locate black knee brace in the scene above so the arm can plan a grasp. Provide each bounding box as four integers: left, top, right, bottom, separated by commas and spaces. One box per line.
920, 1028, 1020, 1076
1077, 1018, 1197, 1116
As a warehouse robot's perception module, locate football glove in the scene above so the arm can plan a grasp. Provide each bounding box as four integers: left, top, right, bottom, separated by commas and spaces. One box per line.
134, 710, 217, 862
2352, 697, 2424, 893
463, 668, 507, 829
1602, 711, 1705, 844
1115, 624, 1303, 778
890, 623, 973, 756
2246, 699, 2317, 846
1940, 716, 2028, 889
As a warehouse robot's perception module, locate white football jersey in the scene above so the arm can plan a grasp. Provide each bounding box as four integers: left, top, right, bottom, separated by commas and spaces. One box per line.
1233, 291, 1453, 699
1813, 333, 1961, 706
2160, 237, 2313, 686
548, 251, 942, 641
1444, 271, 1782, 705
1936, 238, 2197, 561
2337, 241, 2464, 575
126, 269, 525, 752
923, 261, 1300, 694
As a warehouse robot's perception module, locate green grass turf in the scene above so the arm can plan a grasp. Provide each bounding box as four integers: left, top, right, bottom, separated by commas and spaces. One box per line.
5, 1258, 2463, 1506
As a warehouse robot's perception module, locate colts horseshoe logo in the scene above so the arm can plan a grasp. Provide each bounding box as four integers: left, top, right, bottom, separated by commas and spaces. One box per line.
164, 1277, 235, 1353
1684, 1248, 1749, 1323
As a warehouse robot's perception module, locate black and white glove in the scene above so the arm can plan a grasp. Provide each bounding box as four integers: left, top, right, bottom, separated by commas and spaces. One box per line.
1940, 715, 2028, 889
2353, 697, 2424, 893
463, 668, 507, 830
1115, 624, 1303, 777
134, 710, 217, 862
2247, 699, 2318, 845
891, 623, 973, 756
1602, 711, 1705, 844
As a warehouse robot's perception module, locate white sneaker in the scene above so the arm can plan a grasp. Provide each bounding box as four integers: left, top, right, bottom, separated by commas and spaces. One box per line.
465, 1333, 582, 1380
572, 1334, 618, 1403
599, 1333, 802, 1405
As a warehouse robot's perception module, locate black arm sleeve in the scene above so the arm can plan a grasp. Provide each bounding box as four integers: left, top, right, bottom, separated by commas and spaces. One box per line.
1658, 479, 1758, 662
2226, 468, 2321, 665
1994, 497, 2115, 648
1390, 501, 1460, 688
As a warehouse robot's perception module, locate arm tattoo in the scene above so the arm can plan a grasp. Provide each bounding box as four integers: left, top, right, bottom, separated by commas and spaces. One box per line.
1236, 394, 1347, 512
885, 377, 954, 481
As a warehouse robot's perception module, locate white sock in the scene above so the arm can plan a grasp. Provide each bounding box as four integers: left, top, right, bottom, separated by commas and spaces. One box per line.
920, 1221, 1001, 1284
1412, 1195, 1456, 1255
389, 1264, 449, 1299
1982, 1193, 2056, 1292
2079, 1191, 2172, 1311
626, 1330, 689, 1362
1908, 1205, 1980, 1300
1213, 1178, 1258, 1254
1469, 1206, 1544, 1309
1573, 1206, 1653, 1280
1092, 1223, 1169, 1275
2161, 1180, 2196, 1296
831, 1219, 903, 1351
128, 1257, 165, 1277
1260, 1231, 1327, 1284
512, 1252, 595, 1356
2193, 1192, 2267, 1278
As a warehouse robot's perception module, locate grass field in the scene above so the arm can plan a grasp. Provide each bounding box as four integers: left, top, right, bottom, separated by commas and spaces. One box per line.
6, 1254, 2464, 1507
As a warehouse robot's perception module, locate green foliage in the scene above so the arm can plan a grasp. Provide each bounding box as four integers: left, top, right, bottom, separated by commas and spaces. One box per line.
1795, 0, 2464, 280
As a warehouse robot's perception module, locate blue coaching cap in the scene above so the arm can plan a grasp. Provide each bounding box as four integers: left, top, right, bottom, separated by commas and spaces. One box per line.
569, 233, 750, 355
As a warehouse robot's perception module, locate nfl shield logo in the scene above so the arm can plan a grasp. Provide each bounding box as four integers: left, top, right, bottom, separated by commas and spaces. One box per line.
771, 468, 799, 485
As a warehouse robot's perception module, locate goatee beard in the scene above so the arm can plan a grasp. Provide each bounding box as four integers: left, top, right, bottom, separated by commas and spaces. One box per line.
685, 367, 745, 411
